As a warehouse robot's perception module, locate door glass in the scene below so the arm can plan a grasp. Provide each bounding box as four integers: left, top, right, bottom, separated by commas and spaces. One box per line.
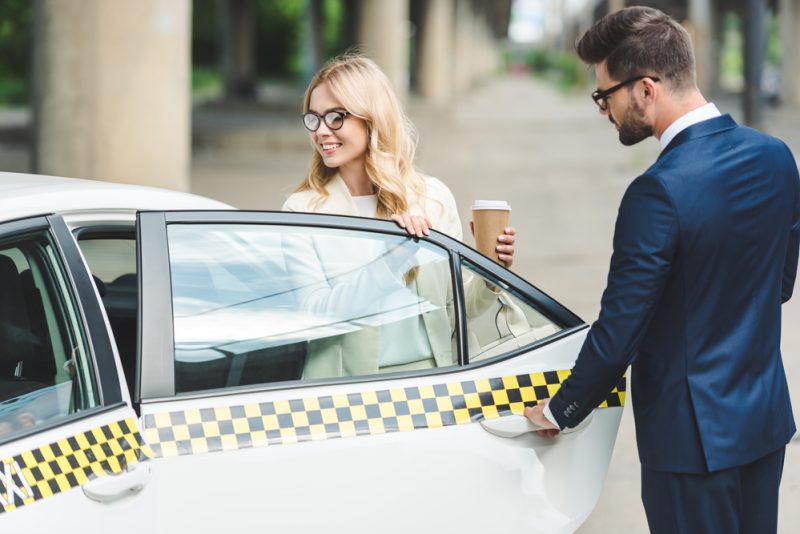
77, 236, 138, 398
0, 232, 99, 440
461, 258, 564, 362
166, 224, 456, 393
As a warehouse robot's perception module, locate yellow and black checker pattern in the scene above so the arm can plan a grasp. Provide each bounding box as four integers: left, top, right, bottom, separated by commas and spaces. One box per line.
0, 417, 151, 514
143, 370, 626, 458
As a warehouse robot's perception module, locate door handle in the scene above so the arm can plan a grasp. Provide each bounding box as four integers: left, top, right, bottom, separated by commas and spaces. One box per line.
82, 462, 152, 503
480, 412, 593, 438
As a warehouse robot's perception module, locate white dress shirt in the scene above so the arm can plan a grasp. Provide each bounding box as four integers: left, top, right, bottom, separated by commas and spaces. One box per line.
542, 103, 722, 430
659, 102, 721, 151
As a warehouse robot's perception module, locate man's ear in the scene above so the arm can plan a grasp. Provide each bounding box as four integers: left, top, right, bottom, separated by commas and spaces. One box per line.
642, 77, 658, 100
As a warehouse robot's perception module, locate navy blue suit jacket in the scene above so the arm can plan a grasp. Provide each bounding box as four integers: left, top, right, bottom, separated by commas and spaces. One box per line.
548, 114, 800, 473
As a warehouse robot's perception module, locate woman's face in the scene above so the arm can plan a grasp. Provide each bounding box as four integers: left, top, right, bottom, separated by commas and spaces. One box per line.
307, 82, 369, 173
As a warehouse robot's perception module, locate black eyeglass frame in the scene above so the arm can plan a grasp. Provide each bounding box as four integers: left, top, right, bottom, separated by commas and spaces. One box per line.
591, 75, 660, 111
302, 110, 352, 132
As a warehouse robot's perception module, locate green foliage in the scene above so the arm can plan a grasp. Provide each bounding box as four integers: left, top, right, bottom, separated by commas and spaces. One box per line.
192, 66, 222, 92
190, 0, 347, 82
192, 0, 224, 67
255, 0, 305, 78
719, 13, 743, 84
322, 0, 345, 58
766, 15, 781, 66
525, 48, 586, 92
0, 0, 32, 106
527, 49, 553, 74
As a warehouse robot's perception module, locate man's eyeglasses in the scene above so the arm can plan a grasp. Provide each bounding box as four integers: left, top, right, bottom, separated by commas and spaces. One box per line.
302, 110, 351, 132
591, 75, 660, 111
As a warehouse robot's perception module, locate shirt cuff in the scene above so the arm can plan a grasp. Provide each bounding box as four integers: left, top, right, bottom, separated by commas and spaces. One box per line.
543, 403, 560, 429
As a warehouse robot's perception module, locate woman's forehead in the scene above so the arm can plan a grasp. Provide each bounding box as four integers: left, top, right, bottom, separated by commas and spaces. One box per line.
309, 82, 345, 112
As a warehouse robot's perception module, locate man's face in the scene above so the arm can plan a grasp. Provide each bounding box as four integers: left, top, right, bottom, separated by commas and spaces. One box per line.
595, 62, 653, 146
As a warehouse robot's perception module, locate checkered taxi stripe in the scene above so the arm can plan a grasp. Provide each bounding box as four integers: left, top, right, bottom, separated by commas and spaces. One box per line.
143, 370, 626, 458
0, 417, 150, 514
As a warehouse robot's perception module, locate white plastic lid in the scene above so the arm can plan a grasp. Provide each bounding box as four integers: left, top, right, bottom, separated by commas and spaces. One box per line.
472, 200, 511, 210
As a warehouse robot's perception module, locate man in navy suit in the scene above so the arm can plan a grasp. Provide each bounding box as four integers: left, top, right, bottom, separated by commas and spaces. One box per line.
525, 6, 800, 533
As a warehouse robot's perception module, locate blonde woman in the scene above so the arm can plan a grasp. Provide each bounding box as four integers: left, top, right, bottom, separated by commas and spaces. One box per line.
283, 55, 520, 378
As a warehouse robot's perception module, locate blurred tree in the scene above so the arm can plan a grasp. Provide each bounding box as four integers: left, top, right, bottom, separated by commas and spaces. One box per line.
191, 0, 345, 85
193, 0, 224, 67
255, 0, 305, 78
0, 0, 32, 106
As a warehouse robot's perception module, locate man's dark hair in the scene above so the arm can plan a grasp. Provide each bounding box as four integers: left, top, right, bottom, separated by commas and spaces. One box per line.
576, 6, 695, 92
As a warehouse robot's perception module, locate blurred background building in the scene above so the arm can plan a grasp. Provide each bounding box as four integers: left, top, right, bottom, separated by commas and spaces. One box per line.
0, 0, 798, 191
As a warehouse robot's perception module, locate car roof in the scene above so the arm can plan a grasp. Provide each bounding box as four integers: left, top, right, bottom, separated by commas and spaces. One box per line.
0, 171, 232, 223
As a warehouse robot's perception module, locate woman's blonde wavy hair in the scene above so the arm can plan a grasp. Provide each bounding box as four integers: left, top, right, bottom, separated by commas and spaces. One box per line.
296, 54, 426, 219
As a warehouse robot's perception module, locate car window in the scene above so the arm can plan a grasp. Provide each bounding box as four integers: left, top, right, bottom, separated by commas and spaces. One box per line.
166, 223, 457, 393
79, 238, 136, 284
460, 258, 564, 362
77, 235, 138, 398
0, 232, 99, 440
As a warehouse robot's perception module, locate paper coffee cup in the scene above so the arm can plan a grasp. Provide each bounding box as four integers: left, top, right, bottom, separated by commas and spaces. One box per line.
471, 200, 511, 264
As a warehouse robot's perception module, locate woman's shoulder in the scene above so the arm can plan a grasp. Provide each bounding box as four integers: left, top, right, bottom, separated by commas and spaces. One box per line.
282, 189, 319, 211
417, 174, 462, 240
422, 174, 454, 202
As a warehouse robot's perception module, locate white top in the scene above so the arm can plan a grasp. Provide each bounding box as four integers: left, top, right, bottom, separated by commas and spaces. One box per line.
351, 194, 378, 217
659, 103, 722, 151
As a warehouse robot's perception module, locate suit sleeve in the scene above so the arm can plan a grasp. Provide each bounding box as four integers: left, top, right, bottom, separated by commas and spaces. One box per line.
547, 174, 679, 429
782, 149, 800, 303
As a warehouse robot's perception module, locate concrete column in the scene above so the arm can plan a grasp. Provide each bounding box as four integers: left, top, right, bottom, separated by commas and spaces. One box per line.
301, 0, 325, 85
608, 0, 625, 14
342, 0, 362, 49
780, 0, 800, 106
34, 0, 190, 191
417, 0, 453, 102
452, 0, 473, 94
743, 0, 766, 127
708, 7, 723, 97
358, 0, 409, 99
222, 0, 257, 99
688, 0, 713, 94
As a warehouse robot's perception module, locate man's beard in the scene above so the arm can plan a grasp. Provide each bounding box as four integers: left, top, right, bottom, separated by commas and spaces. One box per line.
613, 99, 653, 146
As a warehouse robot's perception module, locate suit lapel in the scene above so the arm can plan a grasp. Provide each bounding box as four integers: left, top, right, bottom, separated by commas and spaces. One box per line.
323, 175, 361, 215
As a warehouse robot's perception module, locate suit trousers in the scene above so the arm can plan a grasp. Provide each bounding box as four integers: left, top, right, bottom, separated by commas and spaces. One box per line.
641, 447, 786, 534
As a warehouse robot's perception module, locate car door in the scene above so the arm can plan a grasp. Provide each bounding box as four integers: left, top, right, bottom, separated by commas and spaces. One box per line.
0, 216, 153, 532
136, 211, 625, 534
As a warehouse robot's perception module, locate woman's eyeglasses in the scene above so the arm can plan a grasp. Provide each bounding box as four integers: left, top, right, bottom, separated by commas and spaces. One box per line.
302, 111, 351, 132
591, 75, 660, 111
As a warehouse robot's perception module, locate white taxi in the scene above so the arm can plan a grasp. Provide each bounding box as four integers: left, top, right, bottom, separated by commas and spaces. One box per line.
0, 172, 624, 533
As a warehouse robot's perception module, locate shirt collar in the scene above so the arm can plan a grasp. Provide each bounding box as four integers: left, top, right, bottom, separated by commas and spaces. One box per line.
659, 103, 721, 151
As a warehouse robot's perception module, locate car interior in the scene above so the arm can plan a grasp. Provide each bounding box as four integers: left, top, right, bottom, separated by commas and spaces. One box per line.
0, 237, 92, 437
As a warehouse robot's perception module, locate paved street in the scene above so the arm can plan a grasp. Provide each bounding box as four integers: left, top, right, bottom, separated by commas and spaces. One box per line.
190, 74, 800, 533
0, 73, 797, 532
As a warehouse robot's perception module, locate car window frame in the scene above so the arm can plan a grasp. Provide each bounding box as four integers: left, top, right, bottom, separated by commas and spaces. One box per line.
136, 210, 586, 402
0, 215, 125, 446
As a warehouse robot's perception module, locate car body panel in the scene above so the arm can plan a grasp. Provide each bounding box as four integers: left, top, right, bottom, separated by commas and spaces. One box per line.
0, 173, 624, 532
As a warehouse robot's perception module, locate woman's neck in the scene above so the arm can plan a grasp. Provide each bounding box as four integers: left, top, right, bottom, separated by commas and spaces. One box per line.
339, 162, 374, 196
